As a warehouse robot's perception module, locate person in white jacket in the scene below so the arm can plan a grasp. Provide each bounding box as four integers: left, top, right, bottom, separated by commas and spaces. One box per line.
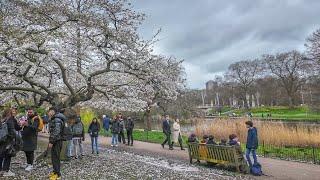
172, 119, 185, 150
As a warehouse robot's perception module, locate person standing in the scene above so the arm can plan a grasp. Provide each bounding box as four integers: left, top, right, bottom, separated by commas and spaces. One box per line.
21, 108, 39, 171
125, 117, 134, 146
172, 118, 185, 150
118, 116, 126, 144
245, 121, 259, 168
71, 117, 85, 158
88, 118, 100, 154
111, 117, 120, 147
47, 107, 65, 180
161, 115, 173, 150
102, 115, 110, 136
0, 108, 22, 177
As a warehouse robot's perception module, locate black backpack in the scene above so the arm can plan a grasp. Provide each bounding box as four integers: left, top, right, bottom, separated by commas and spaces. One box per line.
57, 117, 72, 141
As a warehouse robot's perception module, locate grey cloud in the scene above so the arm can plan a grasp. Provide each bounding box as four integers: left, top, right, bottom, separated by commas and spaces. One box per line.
131, 0, 320, 88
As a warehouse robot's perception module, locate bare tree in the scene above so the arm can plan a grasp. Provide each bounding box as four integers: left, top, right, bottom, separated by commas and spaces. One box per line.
263, 51, 310, 108
225, 59, 262, 109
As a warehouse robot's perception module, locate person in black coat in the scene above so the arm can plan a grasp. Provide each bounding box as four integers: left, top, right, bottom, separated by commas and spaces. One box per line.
47, 107, 65, 180
161, 115, 173, 150
0, 108, 21, 177
125, 117, 134, 146
88, 118, 100, 154
21, 108, 39, 171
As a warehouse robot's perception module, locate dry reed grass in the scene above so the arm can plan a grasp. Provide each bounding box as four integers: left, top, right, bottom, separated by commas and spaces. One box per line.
195, 118, 320, 147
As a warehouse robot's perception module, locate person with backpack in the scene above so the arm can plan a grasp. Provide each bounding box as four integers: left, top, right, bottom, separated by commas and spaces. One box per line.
118, 116, 126, 144
125, 117, 134, 146
102, 115, 110, 136
47, 107, 66, 180
111, 117, 120, 147
71, 116, 85, 158
0, 108, 22, 177
245, 121, 259, 168
20, 108, 40, 171
88, 118, 100, 154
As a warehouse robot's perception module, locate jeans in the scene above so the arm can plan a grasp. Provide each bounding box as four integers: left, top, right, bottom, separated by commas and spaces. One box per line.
91, 136, 98, 153
51, 140, 62, 176
24, 151, 34, 165
127, 130, 133, 145
0, 153, 11, 172
118, 131, 126, 144
66, 140, 73, 157
111, 133, 118, 145
245, 148, 258, 167
73, 138, 84, 157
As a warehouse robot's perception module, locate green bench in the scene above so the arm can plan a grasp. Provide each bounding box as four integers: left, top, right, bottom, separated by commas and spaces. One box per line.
187, 143, 249, 173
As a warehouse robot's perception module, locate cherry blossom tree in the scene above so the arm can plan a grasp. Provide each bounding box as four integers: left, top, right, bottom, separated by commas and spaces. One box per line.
0, 0, 185, 111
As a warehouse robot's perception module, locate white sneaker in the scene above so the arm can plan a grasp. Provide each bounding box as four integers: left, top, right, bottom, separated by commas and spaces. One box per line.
3, 170, 15, 177
115, 144, 118, 147
25, 165, 34, 171
111, 144, 114, 147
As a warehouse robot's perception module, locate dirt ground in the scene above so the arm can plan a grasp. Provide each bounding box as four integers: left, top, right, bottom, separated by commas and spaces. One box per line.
5, 134, 319, 180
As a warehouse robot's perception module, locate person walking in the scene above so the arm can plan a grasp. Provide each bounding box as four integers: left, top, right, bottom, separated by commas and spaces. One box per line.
118, 117, 126, 144
245, 121, 259, 168
71, 116, 85, 158
88, 118, 100, 154
47, 107, 65, 180
21, 108, 39, 171
0, 108, 22, 177
125, 117, 134, 146
161, 115, 173, 150
172, 118, 185, 150
102, 115, 110, 136
111, 117, 120, 147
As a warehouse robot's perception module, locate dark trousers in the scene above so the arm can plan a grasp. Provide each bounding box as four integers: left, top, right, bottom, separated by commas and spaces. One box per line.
0, 153, 11, 171
162, 133, 172, 148
51, 141, 62, 176
127, 130, 133, 145
24, 151, 34, 165
118, 131, 126, 144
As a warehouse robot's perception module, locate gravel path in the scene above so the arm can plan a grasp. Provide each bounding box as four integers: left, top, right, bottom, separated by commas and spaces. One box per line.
3, 138, 251, 180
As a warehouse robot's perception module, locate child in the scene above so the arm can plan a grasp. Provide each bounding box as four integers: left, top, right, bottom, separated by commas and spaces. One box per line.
206, 135, 217, 145
219, 139, 227, 145
187, 133, 198, 143
228, 134, 242, 155
200, 135, 209, 144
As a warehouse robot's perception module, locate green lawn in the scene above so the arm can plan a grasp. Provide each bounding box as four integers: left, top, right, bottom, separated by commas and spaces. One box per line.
233, 106, 320, 121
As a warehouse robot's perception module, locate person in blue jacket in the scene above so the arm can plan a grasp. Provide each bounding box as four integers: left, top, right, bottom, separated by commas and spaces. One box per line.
245, 121, 259, 167
102, 115, 110, 135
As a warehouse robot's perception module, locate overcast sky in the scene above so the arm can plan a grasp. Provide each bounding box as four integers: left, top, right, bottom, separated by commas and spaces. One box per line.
131, 0, 320, 89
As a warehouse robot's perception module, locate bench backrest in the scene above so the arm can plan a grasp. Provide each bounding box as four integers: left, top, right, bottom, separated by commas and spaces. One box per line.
188, 143, 238, 164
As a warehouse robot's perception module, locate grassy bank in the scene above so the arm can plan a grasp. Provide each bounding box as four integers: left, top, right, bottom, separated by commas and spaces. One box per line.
234, 106, 320, 121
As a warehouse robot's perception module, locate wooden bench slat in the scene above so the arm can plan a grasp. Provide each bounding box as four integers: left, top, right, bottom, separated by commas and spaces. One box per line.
187, 143, 249, 173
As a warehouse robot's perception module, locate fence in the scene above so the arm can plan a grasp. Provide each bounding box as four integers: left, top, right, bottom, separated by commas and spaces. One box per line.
251, 142, 320, 164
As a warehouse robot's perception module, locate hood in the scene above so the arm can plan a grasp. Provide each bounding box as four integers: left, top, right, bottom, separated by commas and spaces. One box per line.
54, 113, 67, 122
75, 117, 81, 123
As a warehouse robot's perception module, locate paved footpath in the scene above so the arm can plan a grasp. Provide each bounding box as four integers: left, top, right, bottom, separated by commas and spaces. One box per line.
44, 133, 320, 180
